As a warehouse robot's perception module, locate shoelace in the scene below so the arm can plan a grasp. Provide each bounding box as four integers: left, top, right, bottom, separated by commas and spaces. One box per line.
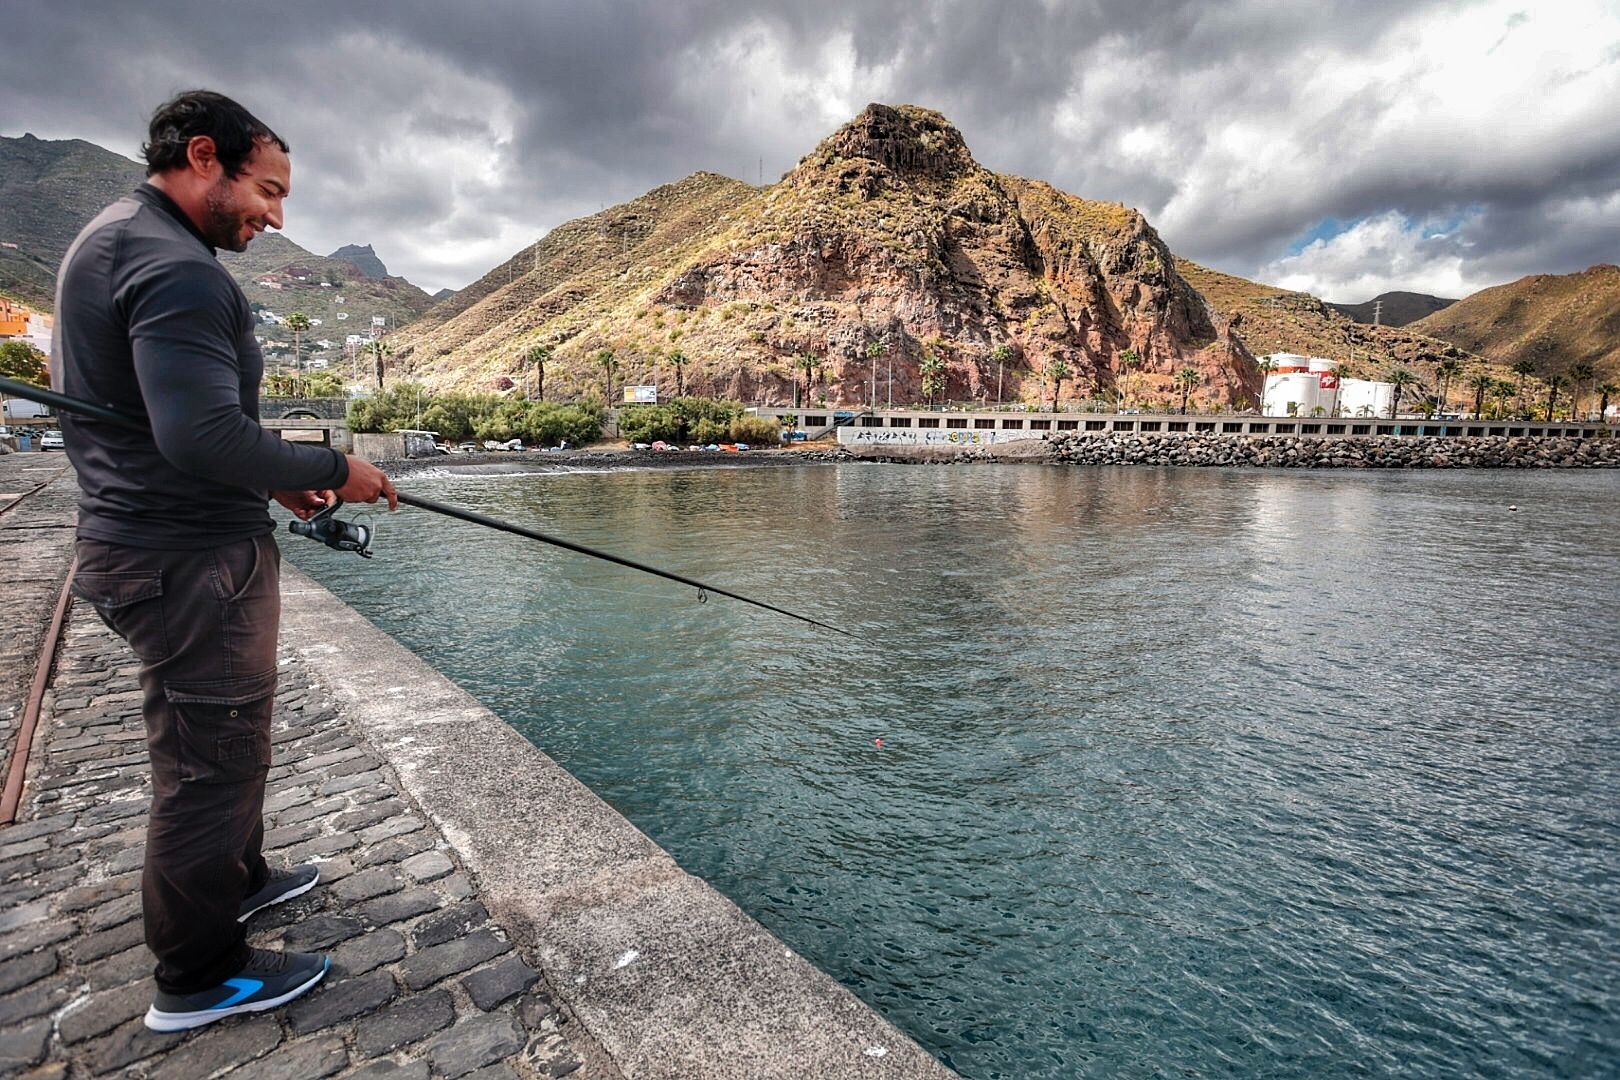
244, 948, 291, 976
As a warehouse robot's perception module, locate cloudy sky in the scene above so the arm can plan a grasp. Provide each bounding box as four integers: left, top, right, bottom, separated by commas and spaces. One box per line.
7, 0, 1618, 301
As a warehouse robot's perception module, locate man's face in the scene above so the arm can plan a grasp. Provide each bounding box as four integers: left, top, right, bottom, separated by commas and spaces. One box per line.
201, 139, 290, 252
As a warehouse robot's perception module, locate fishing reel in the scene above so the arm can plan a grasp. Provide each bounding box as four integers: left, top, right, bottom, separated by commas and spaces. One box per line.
287, 497, 374, 558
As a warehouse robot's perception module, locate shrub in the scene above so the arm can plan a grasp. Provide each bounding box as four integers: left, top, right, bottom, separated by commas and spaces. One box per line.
619, 405, 684, 444
690, 418, 728, 444
729, 416, 781, 444
346, 386, 600, 446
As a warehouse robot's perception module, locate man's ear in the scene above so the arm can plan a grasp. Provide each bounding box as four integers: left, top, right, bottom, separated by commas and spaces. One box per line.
185, 135, 221, 179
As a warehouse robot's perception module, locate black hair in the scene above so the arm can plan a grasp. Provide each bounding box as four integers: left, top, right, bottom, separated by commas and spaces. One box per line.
142, 90, 288, 178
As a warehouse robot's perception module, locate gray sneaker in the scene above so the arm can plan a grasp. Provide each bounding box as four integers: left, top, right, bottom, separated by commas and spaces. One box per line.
239, 863, 321, 922
144, 948, 329, 1032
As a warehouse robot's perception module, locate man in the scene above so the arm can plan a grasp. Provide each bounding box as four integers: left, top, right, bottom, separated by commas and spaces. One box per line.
52, 90, 397, 1032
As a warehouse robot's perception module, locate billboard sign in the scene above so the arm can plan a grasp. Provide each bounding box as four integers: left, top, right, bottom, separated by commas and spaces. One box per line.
1318, 373, 1339, 390
623, 385, 658, 404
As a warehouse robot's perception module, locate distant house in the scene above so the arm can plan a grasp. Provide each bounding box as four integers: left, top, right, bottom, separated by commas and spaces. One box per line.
257, 279, 282, 289
0, 299, 54, 356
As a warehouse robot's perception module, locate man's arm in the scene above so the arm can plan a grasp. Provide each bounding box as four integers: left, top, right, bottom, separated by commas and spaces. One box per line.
126, 266, 348, 492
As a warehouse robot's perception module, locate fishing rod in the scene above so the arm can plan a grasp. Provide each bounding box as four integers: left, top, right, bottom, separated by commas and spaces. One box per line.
0, 376, 854, 637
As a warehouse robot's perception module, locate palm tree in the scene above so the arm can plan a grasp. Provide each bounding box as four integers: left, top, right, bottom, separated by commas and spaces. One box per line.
1567, 361, 1595, 419
1545, 374, 1567, 421
1597, 381, 1618, 424
1175, 366, 1201, 414
794, 352, 818, 408
919, 350, 947, 409
370, 339, 393, 389
1466, 371, 1495, 419
989, 343, 1012, 405
1117, 348, 1141, 409
668, 348, 686, 397
1491, 379, 1515, 419
1434, 357, 1464, 417
286, 312, 311, 395
1046, 357, 1071, 412
596, 348, 618, 402
523, 344, 551, 401
1387, 367, 1419, 418
1510, 358, 1536, 417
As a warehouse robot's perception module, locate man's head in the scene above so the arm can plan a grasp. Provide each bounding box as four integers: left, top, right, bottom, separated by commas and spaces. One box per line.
142, 91, 290, 252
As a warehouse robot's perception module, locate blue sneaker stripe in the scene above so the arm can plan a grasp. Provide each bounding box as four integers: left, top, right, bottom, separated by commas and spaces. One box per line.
213, 978, 264, 1009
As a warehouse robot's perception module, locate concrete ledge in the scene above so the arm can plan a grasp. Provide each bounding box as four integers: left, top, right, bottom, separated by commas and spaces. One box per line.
278, 566, 956, 1080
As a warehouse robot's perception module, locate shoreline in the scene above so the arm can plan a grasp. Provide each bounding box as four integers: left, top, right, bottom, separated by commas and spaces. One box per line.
373, 432, 1620, 477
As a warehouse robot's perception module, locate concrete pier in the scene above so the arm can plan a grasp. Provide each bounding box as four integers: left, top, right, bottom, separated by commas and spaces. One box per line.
0, 452, 955, 1079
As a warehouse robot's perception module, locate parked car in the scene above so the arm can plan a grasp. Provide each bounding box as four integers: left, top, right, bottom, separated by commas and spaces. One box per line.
456, 441, 479, 453
39, 430, 65, 451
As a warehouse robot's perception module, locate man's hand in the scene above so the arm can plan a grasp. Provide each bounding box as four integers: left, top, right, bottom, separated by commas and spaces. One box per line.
335, 456, 398, 510
272, 489, 334, 520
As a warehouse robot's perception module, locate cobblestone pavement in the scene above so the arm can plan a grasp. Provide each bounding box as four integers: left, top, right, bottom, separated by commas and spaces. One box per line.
0, 455, 76, 790
0, 450, 603, 1079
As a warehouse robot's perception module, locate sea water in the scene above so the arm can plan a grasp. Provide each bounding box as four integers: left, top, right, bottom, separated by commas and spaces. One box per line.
287, 463, 1620, 1079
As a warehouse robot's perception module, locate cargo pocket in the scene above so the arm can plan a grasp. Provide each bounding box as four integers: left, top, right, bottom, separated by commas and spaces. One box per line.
163, 669, 276, 784
71, 569, 167, 660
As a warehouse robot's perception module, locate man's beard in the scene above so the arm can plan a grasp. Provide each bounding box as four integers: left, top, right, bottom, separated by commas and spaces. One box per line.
202, 179, 252, 252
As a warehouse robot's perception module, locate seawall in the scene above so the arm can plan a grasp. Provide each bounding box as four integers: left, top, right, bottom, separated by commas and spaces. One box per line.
0, 452, 956, 1079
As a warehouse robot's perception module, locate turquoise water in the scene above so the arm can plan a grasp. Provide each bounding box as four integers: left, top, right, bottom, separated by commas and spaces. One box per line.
286, 463, 1620, 1079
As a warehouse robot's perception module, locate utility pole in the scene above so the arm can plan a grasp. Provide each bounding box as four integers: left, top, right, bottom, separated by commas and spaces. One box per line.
997, 361, 1004, 405
1372, 299, 1382, 327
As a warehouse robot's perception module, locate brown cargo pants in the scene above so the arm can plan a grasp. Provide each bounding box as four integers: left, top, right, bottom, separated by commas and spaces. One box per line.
71, 532, 281, 995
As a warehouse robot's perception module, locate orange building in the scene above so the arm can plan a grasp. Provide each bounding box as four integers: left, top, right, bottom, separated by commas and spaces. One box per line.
0, 298, 29, 337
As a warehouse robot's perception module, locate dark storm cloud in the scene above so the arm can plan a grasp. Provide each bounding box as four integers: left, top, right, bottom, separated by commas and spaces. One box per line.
6, 0, 1616, 298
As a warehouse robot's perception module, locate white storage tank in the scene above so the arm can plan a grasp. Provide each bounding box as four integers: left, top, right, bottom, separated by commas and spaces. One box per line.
1262, 372, 1323, 416
1338, 378, 1394, 418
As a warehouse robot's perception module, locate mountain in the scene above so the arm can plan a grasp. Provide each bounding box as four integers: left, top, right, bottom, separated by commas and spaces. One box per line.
0, 133, 144, 307
430, 287, 456, 302
394, 105, 1496, 408
395, 104, 1263, 408
218, 237, 433, 357
1410, 265, 1620, 378
328, 243, 389, 278
0, 133, 433, 363
1329, 291, 1457, 327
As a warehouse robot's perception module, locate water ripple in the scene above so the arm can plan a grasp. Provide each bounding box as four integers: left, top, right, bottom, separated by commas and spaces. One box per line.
289, 464, 1620, 1080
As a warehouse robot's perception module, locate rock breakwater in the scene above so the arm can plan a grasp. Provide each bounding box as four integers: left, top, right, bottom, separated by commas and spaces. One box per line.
1047, 433, 1619, 468
844, 433, 1619, 468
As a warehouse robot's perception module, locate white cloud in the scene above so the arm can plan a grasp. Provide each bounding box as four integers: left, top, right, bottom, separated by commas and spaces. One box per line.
1257, 212, 1479, 300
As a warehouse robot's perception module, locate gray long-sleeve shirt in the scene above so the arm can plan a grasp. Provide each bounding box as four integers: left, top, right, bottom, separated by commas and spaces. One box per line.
52, 184, 348, 549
